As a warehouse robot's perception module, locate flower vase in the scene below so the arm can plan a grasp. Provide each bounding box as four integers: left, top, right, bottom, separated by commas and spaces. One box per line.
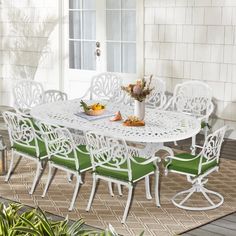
134, 100, 145, 120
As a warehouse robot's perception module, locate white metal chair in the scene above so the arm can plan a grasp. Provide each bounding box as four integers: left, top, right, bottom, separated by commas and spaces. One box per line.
164, 126, 227, 211
12, 79, 44, 115
38, 122, 92, 211
164, 81, 214, 153
43, 90, 68, 103
81, 72, 122, 101
85, 131, 160, 223
146, 77, 167, 109
3, 111, 48, 194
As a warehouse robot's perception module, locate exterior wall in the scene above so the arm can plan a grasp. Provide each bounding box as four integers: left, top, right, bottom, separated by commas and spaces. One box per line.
0, 0, 60, 105
144, 0, 236, 139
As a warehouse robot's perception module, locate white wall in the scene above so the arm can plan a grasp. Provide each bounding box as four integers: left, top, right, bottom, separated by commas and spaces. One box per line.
144, 0, 236, 138
0, 0, 59, 105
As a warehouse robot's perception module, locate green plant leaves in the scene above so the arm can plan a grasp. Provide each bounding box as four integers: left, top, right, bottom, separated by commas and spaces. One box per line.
0, 202, 133, 236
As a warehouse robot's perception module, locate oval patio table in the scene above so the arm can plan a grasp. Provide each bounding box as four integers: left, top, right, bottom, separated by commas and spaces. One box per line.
31, 99, 201, 199
31, 99, 201, 144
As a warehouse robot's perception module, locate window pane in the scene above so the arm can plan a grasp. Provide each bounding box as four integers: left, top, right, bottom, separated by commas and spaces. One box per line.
106, 0, 121, 9
69, 41, 81, 69
122, 11, 136, 41
69, 11, 81, 39
82, 41, 96, 70
82, 0, 96, 9
107, 42, 121, 73
69, 0, 81, 9
106, 10, 121, 40
122, 0, 136, 9
122, 43, 136, 73
83, 11, 96, 40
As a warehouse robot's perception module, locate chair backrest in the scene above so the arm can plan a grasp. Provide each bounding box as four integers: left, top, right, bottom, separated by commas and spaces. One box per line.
201, 126, 227, 164
146, 77, 167, 109
38, 122, 80, 170
171, 81, 213, 117
89, 73, 122, 100
3, 111, 40, 156
13, 79, 44, 114
85, 131, 132, 181
43, 90, 68, 103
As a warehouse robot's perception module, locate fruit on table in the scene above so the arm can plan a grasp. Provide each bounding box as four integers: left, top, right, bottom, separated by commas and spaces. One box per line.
80, 100, 105, 111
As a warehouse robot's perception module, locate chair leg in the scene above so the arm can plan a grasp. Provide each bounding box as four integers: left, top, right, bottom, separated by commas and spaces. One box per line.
69, 174, 81, 211
67, 172, 73, 182
191, 135, 196, 155
86, 174, 98, 212
121, 185, 133, 224
117, 184, 123, 196
42, 164, 57, 197
108, 181, 114, 197
5, 150, 15, 182
172, 180, 224, 210
29, 161, 43, 195
154, 169, 160, 207
145, 176, 152, 200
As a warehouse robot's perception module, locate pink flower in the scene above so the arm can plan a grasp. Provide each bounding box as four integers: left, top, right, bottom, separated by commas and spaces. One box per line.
133, 85, 142, 95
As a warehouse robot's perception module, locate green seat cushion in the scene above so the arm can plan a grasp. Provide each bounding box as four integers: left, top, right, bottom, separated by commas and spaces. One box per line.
95, 156, 156, 182
165, 153, 218, 176
12, 139, 47, 158
50, 145, 91, 172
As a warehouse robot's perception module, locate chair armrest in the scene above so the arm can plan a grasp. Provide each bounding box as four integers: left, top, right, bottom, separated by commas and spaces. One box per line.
165, 154, 200, 162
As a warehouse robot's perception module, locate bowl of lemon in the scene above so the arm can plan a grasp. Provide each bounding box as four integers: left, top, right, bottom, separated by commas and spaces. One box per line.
80, 100, 106, 116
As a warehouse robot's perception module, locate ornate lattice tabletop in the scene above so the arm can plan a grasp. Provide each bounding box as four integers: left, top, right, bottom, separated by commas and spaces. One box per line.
31, 99, 201, 143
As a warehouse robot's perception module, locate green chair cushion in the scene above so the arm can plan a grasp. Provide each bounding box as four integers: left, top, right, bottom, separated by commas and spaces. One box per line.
12, 139, 47, 159
165, 153, 218, 176
50, 145, 91, 172
95, 156, 156, 183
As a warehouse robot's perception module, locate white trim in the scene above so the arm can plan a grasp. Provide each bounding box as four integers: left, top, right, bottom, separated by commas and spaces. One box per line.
136, 0, 144, 78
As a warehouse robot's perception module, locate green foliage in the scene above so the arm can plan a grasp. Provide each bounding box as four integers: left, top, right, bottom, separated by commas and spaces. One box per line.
0, 203, 118, 236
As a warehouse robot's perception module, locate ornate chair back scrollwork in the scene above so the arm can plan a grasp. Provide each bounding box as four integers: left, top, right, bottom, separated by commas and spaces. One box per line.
164, 126, 227, 211
146, 77, 167, 109
170, 81, 213, 118
81, 73, 122, 101
85, 131, 160, 223
43, 90, 68, 103
165, 81, 214, 154
3, 111, 48, 194
37, 122, 91, 211
13, 79, 44, 115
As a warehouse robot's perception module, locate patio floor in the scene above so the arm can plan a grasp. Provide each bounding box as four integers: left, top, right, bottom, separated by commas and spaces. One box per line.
0, 148, 235, 235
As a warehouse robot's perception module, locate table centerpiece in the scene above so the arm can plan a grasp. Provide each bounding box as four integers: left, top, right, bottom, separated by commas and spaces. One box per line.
121, 75, 153, 120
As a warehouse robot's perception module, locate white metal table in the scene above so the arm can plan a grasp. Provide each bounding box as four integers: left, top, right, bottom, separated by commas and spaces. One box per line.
31, 99, 201, 153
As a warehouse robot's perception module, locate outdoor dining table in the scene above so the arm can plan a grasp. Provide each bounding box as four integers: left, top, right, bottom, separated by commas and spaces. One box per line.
31, 99, 201, 157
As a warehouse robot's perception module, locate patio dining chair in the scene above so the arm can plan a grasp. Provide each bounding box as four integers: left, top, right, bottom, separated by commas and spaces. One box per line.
3, 111, 48, 194
164, 126, 227, 210
164, 81, 214, 154
85, 131, 160, 223
81, 72, 122, 101
43, 90, 68, 103
38, 122, 92, 211
146, 77, 167, 109
13, 79, 44, 116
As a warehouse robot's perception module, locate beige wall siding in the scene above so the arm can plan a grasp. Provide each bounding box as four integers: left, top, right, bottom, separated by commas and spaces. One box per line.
144, 0, 236, 138
0, 0, 59, 104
